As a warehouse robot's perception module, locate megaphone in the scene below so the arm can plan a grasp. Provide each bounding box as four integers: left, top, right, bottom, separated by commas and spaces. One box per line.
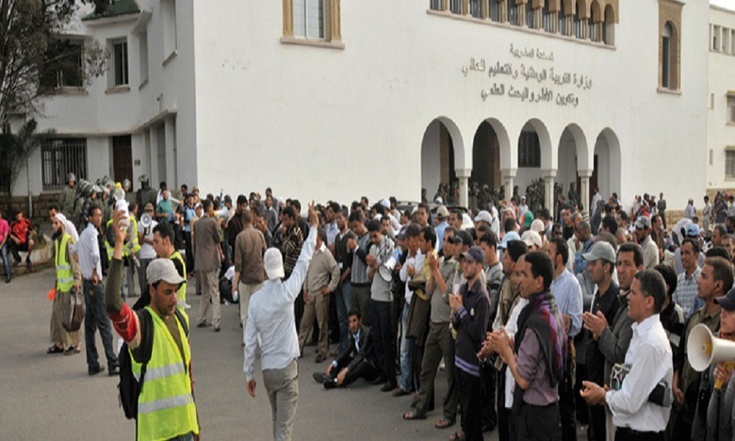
140, 212, 153, 230
378, 256, 397, 282
687, 323, 735, 372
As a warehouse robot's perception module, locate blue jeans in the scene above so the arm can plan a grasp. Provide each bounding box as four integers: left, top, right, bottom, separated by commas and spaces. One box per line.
0, 243, 10, 278
400, 303, 414, 392
84, 279, 118, 369
335, 281, 351, 351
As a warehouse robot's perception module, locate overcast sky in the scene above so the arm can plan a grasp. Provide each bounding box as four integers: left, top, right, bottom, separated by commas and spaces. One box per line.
712, 0, 735, 10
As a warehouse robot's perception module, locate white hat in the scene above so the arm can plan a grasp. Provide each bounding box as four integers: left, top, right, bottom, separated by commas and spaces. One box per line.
146, 258, 185, 285
380, 198, 391, 209
436, 205, 449, 219
474, 210, 492, 224
264, 248, 285, 279
521, 230, 543, 248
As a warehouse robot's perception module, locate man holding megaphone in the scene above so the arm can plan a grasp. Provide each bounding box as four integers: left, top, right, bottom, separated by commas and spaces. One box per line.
670, 257, 733, 441
690, 286, 735, 441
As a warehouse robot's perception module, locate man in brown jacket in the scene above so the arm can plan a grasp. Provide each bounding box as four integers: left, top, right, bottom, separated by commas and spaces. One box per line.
194, 198, 224, 331
233, 209, 267, 346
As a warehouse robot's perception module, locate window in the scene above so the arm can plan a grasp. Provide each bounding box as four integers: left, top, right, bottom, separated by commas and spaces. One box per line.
518, 132, 541, 168
283, 0, 342, 47
662, 22, 672, 89
112, 40, 129, 86
507, 0, 517, 25
542, 1, 554, 33
42, 139, 87, 190
559, 2, 568, 35
430, 0, 443, 11
469, 0, 482, 18
603, 4, 615, 45
574, 2, 585, 39
723, 28, 730, 54
727, 151, 735, 179
449, 0, 462, 14
589, 17, 599, 42
162, 0, 177, 58
490, 0, 500, 22
728, 96, 735, 124
713, 25, 721, 52
40, 39, 83, 89
294, 0, 325, 38
139, 32, 149, 84
525, 1, 534, 28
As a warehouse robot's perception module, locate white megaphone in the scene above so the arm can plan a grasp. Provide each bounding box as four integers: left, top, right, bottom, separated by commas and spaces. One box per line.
687, 323, 735, 372
140, 212, 153, 230
378, 256, 397, 283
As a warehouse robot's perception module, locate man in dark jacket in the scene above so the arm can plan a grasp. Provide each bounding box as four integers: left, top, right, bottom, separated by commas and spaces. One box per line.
313, 309, 379, 388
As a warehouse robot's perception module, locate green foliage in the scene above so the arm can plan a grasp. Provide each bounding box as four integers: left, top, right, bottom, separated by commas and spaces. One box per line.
0, 0, 105, 125
0, 119, 54, 203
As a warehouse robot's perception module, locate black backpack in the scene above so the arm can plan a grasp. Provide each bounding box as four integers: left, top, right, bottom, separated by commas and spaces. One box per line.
118, 308, 189, 419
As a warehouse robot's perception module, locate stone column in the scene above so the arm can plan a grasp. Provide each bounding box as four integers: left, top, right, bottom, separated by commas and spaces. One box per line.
542, 170, 556, 213
456, 168, 471, 208
578, 169, 593, 214
501, 169, 516, 203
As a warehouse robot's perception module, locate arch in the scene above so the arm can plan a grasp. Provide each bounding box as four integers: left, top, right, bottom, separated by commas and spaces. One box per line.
593, 127, 621, 200
603, 3, 615, 44
590, 0, 602, 22
421, 117, 465, 203
485, 117, 512, 170
521, 118, 553, 170
557, 124, 589, 204
513, 119, 553, 200
575, 0, 589, 19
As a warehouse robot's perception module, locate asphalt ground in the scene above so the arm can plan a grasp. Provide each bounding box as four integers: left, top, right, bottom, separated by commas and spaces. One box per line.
0, 268, 503, 441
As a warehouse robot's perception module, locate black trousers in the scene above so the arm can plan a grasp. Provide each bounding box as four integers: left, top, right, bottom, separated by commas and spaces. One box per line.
497, 366, 510, 441
559, 365, 577, 441
370, 299, 397, 388
458, 369, 484, 441
480, 363, 498, 431
516, 402, 561, 441
330, 358, 380, 386
614, 428, 664, 441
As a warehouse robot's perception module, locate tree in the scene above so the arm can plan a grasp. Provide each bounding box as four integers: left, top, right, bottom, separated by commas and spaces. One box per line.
0, 119, 54, 205
0, 0, 107, 126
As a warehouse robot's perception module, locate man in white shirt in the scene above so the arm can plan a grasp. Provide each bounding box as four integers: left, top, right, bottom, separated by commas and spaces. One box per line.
77, 204, 119, 376
244, 202, 318, 441
580, 270, 673, 441
136, 203, 158, 298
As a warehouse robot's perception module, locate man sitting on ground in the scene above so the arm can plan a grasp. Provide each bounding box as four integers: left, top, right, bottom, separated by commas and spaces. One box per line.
313, 309, 380, 389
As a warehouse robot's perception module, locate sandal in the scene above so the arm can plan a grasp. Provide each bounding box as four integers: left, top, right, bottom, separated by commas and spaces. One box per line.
435, 417, 455, 429
47, 345, 63, 354
403, 410, 427, 420
449, 431, 465, 441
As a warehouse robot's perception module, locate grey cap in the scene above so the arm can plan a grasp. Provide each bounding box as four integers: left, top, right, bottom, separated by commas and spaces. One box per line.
146, 258, 185, 286
462, 245, 485, 263
634, 216, 651, 230
582, 241, 617, 264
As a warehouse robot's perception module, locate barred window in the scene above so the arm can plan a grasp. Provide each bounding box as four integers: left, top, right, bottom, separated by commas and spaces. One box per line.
727, 151, 735, 179
518, 132, 541, 168
42, 139, 87, 190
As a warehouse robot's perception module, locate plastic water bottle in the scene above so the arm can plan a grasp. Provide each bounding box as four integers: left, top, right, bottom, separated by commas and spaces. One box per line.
113, 183, 130, 232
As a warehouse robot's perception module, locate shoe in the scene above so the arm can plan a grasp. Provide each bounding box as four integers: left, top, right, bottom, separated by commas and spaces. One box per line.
196, 322, 209, 328
108, 366, 120, 376
88, 365, 105, 376
313, 372, 327, 384
371, 375, 387, 385
323, 378, 337, 389
392, 388, 411, 397
380, 383, 396, 392
315, 354, 326, 363
214, 325, 220, 332
5, 276, 10, 284
12, 259, 20, 267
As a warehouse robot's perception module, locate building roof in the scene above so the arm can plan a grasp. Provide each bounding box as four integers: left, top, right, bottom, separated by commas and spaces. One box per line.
82, 0, 140, 21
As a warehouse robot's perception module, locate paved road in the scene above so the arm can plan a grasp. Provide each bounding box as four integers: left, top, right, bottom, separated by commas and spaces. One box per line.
1, 268, 500, 441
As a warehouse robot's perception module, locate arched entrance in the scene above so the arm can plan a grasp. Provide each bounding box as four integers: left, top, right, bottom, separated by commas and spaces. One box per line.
470, 121, 501, 210
593, 128, 622, 202
515, 119, 552, 212
421, 118, 463, 203
557, 124, 589, 210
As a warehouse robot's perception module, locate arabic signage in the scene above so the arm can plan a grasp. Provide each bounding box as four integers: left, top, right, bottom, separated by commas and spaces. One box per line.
462, 44, 593, 107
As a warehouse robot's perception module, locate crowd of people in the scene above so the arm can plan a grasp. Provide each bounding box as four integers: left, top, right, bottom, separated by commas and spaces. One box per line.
10, 170, 735, 441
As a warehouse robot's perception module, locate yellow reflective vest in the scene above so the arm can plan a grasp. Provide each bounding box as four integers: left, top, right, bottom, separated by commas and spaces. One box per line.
55, 233, 74, 292
170, 251, 189, 323
132, 307, 199, 440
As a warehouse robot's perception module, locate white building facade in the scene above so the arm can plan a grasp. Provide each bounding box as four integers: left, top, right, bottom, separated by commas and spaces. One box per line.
13, 0, 721, 212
